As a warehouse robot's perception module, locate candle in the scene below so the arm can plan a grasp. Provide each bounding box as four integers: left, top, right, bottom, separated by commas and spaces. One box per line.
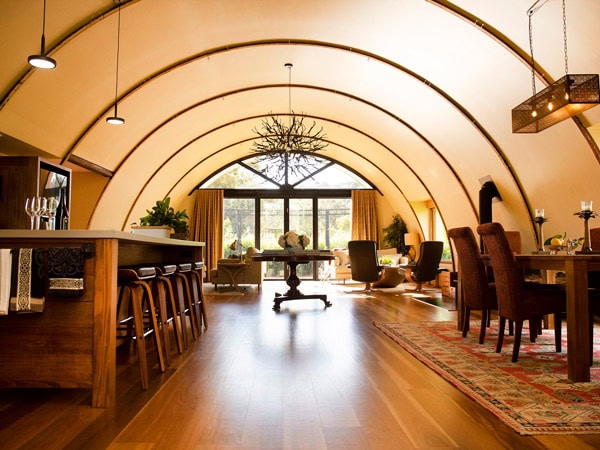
581, 201, 593, 212
535, 209, 544, 218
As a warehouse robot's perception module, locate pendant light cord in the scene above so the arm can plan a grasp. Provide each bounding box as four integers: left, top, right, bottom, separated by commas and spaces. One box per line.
40, 0, 48, 52
113, 2, 122, 110
562, 0, 568, 75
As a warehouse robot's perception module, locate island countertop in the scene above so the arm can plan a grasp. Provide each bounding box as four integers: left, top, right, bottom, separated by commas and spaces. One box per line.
0, 230, 204, 407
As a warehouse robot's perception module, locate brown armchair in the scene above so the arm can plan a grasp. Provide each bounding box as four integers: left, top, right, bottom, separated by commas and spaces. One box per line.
348, 240, 382, 293
477, 222, 565, 362
400, 241, 444, 291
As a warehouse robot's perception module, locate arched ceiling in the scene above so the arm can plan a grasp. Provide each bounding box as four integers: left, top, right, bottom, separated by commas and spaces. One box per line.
1, 0, 600, 249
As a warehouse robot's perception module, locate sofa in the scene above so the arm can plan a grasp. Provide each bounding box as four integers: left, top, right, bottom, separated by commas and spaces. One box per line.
210, 246, 265, 289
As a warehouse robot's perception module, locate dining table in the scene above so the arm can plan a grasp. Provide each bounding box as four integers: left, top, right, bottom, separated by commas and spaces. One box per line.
251, 250, 335, 311
515, 253, 600, 382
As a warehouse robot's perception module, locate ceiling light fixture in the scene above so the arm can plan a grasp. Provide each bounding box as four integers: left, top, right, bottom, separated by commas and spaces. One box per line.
28, 0, 56, 69
512, 0, 600, 133
251, 63, 328, 184
106, 0, 125, 125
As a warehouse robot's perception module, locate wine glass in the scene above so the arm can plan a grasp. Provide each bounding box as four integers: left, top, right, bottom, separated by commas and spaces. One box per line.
25, 197, 36, 229
35, 197, 47, 230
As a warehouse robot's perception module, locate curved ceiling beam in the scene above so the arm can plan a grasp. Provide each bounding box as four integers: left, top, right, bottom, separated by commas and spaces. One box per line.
91, 87, 479, 230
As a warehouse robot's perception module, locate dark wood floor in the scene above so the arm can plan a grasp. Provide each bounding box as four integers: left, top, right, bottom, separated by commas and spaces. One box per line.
1, 280, 599, 449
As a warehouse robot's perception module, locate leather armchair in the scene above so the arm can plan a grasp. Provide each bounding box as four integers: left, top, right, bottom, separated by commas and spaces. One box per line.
210, 247, 265, 289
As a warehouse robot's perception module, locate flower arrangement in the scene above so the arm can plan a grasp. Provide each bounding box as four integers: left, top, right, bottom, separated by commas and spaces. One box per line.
278, 231, 310, 249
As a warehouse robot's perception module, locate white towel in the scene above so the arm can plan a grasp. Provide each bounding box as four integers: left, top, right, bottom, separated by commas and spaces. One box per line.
0, 249, 11, 315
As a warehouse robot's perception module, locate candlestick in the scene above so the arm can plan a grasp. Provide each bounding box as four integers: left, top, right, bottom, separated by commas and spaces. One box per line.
532, 216, 549, 253
574, 209, 597, 253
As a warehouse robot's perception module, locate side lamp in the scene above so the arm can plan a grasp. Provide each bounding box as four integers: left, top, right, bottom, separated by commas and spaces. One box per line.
404, 233, 420, 262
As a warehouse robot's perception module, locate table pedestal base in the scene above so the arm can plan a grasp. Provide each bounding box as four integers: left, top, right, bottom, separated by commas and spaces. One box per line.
272, 261, 332, 311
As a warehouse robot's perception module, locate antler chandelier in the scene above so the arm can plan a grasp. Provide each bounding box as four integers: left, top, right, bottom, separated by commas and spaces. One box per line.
251, 63, 328, 184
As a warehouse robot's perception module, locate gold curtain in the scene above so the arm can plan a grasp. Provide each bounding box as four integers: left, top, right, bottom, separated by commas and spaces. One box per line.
351, 190, 378, 241
190, 189, 223, 278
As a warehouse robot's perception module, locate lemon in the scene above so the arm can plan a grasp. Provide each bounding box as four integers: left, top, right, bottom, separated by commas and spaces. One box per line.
551, 237, 563, 246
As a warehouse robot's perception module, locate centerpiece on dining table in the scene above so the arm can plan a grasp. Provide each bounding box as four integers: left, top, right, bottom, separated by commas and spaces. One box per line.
278, 231, 310, 253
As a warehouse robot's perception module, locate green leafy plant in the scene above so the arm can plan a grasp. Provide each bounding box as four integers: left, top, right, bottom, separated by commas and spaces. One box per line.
382, 214, 408, 254
379, 256, 394, 265
139, 197, 189, 230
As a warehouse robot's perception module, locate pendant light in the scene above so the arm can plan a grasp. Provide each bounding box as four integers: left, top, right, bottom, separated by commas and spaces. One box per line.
28, 0, 56, 69
107, 0, 125, 125
251, 63, 328, 184
512, 0, 600, 133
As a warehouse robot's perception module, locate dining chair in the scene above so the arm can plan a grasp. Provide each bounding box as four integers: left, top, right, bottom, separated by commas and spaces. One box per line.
348, 240, 382, 293
448, 227, 498, 344
477, 222, 566, 362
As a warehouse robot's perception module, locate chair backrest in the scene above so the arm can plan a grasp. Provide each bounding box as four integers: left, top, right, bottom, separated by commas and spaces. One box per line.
591, 227, 600, 251
348, 240, 380, 283
447, 227, 492, 310
477, 222, 522, 319
505, 231, 522, 254
411, 241, 443, 283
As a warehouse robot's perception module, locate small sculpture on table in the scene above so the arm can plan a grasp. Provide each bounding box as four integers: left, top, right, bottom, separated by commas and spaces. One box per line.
575, 201, 597, 254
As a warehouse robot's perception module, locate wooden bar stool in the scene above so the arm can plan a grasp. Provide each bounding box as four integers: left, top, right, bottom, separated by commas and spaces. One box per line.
173, 263, 199, 347
183, 261, 207, 331
192, 261, 207, 330
153, 265, 185, 364
117, 267, 166, 389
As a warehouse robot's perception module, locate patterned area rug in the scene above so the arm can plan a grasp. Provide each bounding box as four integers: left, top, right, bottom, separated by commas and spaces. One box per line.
373, 320, 600, 435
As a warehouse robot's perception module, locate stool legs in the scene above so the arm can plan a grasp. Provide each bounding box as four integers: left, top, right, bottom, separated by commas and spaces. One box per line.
154, 273, 184, 358
190, 265, 207, 330
118, 278, 166, 389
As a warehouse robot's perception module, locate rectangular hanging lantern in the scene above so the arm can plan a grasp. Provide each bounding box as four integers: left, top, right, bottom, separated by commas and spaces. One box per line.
512, 74, 600, 133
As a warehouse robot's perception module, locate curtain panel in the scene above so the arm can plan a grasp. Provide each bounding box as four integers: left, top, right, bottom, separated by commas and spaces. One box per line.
190, 189, 224, 278
351, 190, 378, 242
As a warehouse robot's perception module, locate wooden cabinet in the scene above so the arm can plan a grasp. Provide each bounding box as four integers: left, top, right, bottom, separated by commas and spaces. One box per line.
0, 156, 71, 229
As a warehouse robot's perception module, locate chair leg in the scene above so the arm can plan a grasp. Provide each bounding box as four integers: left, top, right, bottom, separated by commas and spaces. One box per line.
512, 320, 523, 362
496, 317, 506, 353
478, 309, 487, 344
462, 308, 471, 338
554, 312, 562, 353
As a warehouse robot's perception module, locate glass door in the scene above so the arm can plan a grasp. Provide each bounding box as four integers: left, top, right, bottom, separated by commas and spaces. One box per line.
289, 198, 314, 279
260, 198, 285, 278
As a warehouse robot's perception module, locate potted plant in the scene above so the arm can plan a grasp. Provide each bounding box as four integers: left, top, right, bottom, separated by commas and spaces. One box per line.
132, 197, 190, 239
382, 214, 408, 254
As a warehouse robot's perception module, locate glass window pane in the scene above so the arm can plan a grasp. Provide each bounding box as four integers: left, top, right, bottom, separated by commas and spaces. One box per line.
223, 198, 255, 257
290, 198, 314, 278
260, 198, 284, 278
318, 198, 351, 249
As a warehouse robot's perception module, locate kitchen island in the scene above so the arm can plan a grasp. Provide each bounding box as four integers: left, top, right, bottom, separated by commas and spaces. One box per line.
0, 230, 204, 407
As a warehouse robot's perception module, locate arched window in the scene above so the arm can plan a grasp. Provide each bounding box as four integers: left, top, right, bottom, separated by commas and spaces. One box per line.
198, 153, 373, 279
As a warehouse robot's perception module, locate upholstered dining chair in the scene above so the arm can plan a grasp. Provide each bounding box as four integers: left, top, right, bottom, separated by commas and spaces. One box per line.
400, 241, 444, 292
448, 227, 498, 344
477, 222, 566, 362
348, 240, 382, 293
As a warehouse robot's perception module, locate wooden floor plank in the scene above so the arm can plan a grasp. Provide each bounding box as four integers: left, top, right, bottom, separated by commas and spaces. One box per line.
1, 280, 600, 449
